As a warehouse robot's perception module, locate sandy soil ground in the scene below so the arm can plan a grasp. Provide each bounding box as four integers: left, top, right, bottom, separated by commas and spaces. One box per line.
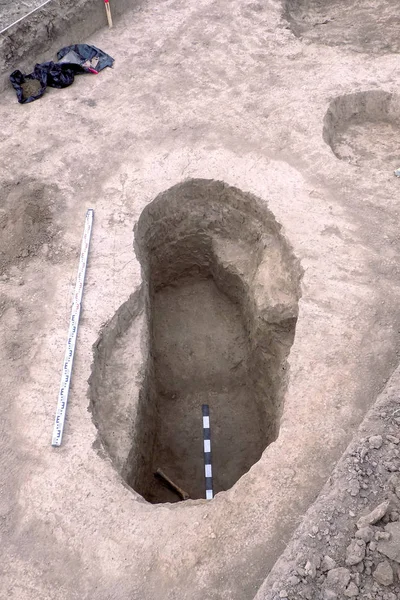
2, 0, 400, 599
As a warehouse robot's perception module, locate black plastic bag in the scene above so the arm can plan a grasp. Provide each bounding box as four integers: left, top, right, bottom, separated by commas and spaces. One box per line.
37, 61, 81, 88
10, 44, 114, 104
57, 44, 114, 73
10, 61, 81, 103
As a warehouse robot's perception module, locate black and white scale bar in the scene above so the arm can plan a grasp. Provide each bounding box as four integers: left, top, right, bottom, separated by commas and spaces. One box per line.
202, 404, 213, 500
51, 209, 94, 447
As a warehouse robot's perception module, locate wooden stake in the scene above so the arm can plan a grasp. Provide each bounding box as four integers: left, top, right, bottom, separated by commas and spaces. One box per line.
104, 0, 113, 28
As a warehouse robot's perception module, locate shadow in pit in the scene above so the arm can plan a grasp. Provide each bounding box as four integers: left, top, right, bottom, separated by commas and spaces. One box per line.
89, 179, 302, 504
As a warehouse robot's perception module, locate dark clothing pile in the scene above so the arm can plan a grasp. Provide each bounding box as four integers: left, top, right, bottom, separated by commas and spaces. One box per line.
10, 44, 114, 104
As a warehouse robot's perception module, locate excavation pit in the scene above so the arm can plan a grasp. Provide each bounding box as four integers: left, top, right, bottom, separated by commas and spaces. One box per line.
284, 0, 400, 54
323, 91, 400, 169
90, 179, 302, 504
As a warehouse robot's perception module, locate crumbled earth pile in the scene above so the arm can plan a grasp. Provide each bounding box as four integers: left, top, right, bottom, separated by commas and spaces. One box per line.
256, 385, 400, 600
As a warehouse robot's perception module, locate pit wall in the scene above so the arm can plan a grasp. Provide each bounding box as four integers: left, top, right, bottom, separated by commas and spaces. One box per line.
89, 179, 302, 502
323, 90, 400, 158
0, 0, 139, 93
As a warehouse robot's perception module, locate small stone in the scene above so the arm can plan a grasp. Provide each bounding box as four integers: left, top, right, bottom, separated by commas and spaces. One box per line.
373, 560, 394, 586
390, 511, 399, 521
312, 525, 319, 534
0, 273, 8, 281
305, 556, 320, 579
349, 510, 356, 517
325, 567, 351, 591
321, 556, 337, 572
296, 567, 305, 577
344, 582, 359, 597
210, 533, 216, 539
375, 531, 391, 541
369, 435, 383, 449
370, 541, 378, 552
18, 278, 24, 286
279, 591, 288, 599
355, 526, 374, 542
387, 435, 400, 444
287, 575, 300, 586
357, 500, 390, 529
324, 591, 337, 600
346, 539, 366, 565
305, 560, 316, 578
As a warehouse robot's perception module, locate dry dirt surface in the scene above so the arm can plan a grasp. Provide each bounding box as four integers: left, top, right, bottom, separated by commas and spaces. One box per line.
2, 0, 400, 599
0, 179, 59, 274
0, 0, 47, 30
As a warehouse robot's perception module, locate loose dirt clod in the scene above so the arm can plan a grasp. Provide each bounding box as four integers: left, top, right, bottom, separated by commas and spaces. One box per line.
357, 500, 390, 529
21, 78, 42, 100
373, 560, 394, 586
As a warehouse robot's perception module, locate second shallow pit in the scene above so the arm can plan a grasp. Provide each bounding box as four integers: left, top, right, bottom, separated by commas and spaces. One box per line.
323, 91, 400, 169
90, 179, 302, 504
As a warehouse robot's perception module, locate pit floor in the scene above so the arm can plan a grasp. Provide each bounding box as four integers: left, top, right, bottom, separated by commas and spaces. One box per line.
147, 277, 263, 503
2, 0, 400, 599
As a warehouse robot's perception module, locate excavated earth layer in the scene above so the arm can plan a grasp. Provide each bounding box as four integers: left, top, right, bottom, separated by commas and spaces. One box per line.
90, 179, 302, 503
284, 0, 400, 54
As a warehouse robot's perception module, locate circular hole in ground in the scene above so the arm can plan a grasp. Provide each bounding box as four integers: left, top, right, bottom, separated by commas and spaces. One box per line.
284, 0, 400, 54
323, 91, 400, 169
90, 179, 302, 504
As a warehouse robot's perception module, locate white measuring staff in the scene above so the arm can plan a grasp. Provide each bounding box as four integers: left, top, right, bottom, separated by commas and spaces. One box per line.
51, 209, 94, 447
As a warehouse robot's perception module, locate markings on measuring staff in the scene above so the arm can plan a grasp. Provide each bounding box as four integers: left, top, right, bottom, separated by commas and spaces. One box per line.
202, 404, 213, 500
51, 209, 94, 447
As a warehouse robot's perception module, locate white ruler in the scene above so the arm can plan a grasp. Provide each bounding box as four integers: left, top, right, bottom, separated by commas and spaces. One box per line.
51, 209, 94, 447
